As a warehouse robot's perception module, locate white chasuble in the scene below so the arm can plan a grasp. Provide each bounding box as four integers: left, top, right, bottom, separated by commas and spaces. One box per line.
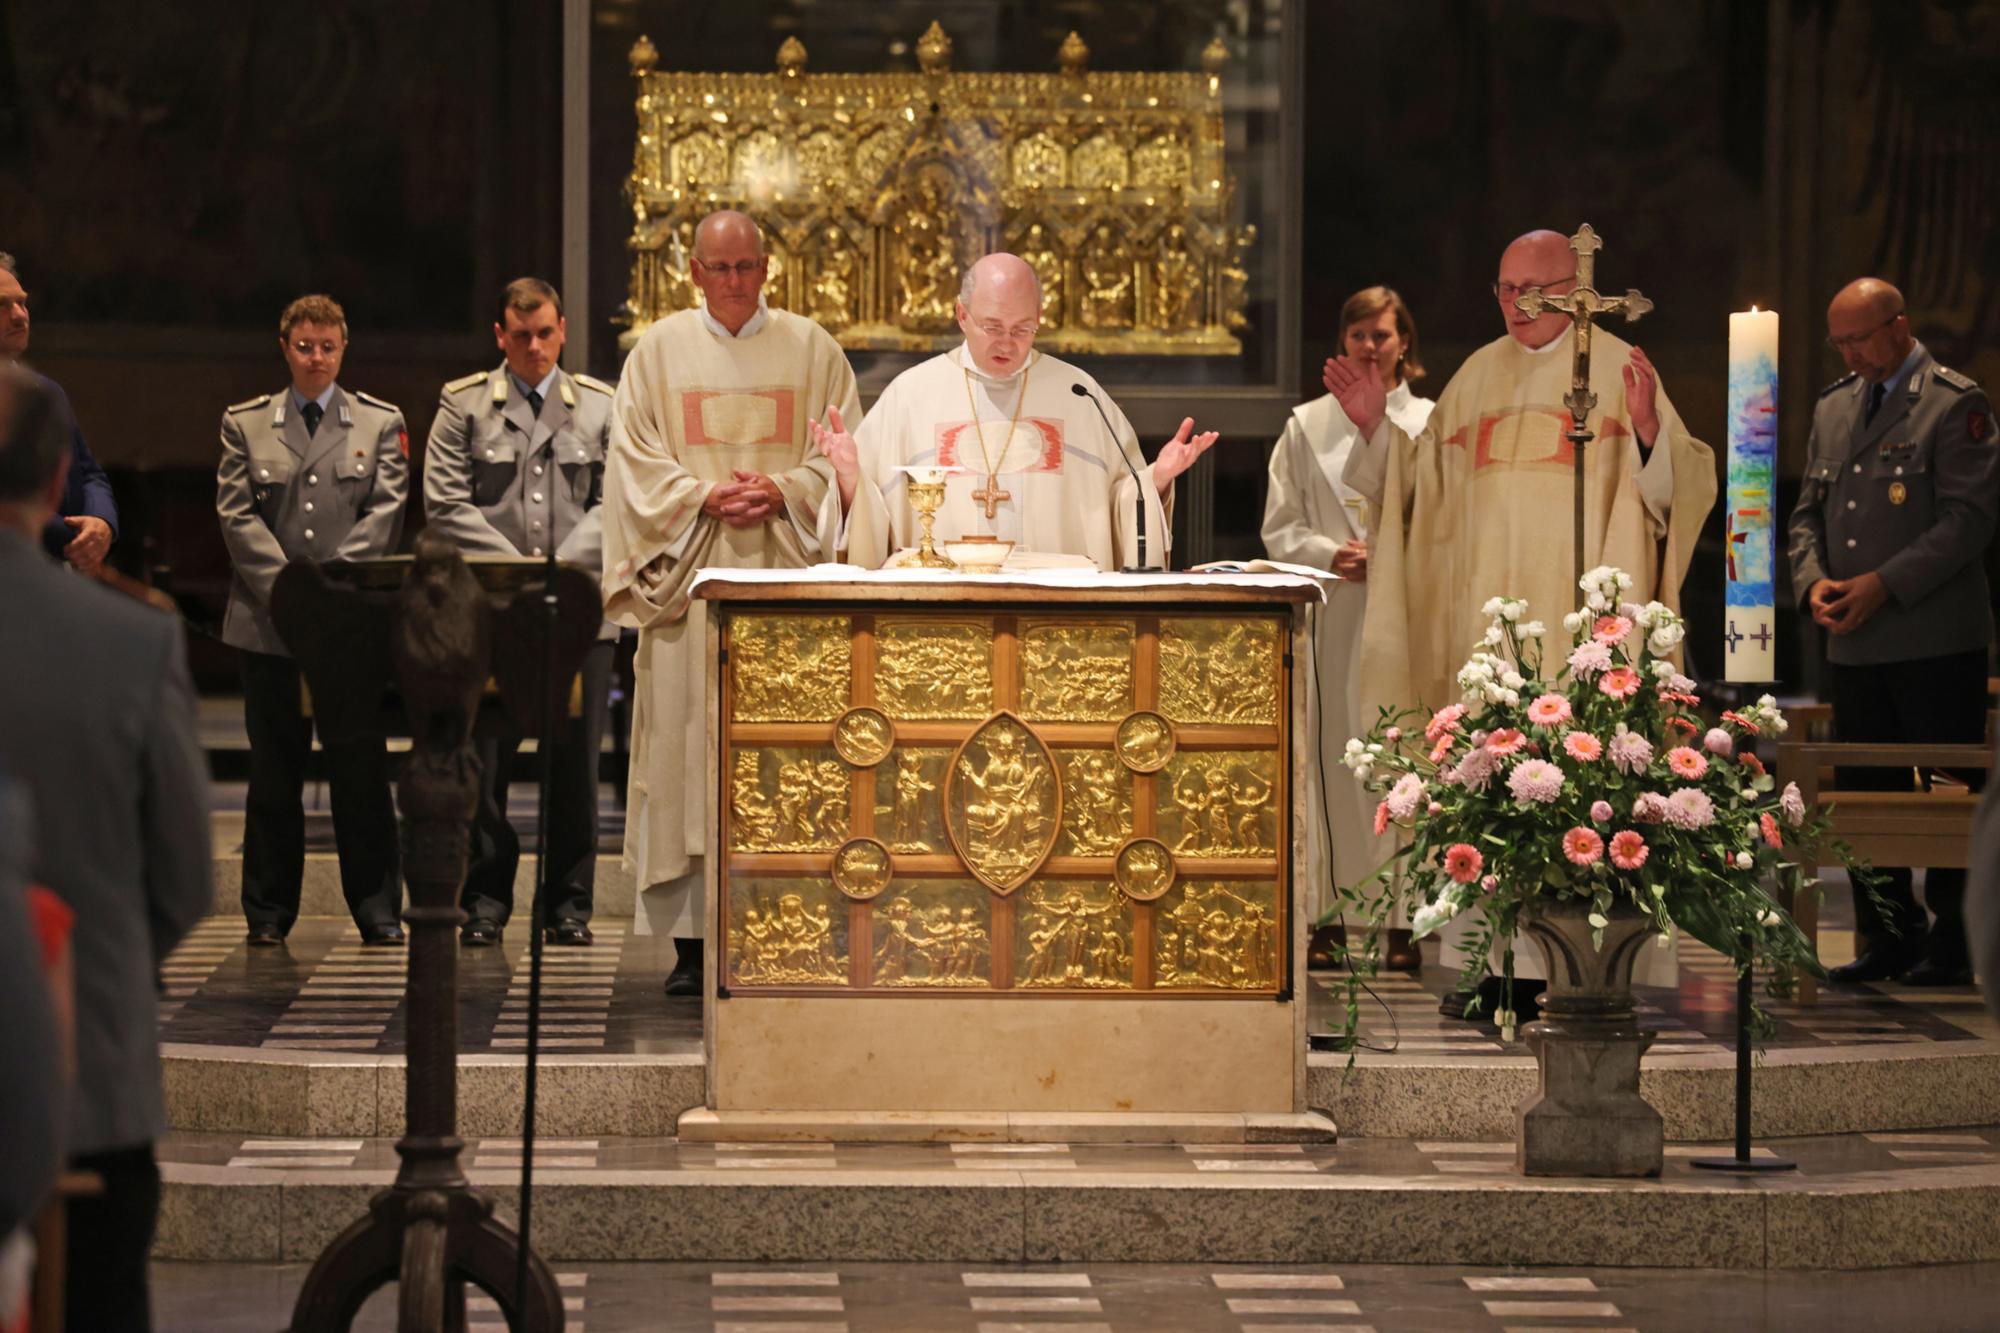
601, 306, 857, 937
817, 345, 1171, 570
1344, 328, 1716, 985
1262, 386, 1433, 925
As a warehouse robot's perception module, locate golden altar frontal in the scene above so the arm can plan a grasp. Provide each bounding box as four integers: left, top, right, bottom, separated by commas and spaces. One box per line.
687, 570, 1328, 1142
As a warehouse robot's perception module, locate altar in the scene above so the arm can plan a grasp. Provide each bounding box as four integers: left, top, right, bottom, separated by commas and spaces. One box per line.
678, 566, 1331, 1142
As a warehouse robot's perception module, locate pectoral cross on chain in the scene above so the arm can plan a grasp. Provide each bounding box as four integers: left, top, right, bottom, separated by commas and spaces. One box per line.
972, 474, 1011, 519
1513, 223, 1655, 594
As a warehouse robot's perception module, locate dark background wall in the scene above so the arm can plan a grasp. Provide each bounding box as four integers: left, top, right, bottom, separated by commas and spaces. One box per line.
1, 0, 1993, 692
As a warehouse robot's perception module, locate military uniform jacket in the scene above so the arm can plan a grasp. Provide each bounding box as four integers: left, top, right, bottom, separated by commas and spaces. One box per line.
1787, 342, 1998, 665
423, 364, 615, 636
216, 385, 409, 656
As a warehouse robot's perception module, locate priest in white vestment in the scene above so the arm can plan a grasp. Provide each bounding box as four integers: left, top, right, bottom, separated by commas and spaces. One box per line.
1324, 230, 1718, 995
811, 253, 1217, 570
600, 210, 859, 995
1262, 286, 1434, 972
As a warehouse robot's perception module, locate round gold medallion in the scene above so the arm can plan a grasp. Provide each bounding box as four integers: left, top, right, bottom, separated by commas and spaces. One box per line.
833, 706, 896, 767
1888, 481, 1908, 506
1114, 709, 1176, 773
832, 836, 894, 900
1113, 835, 1177, 902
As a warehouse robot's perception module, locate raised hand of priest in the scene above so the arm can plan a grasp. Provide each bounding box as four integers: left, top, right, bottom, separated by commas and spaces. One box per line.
1323, 355, 1386, 436
808, 405, 860, 508
1624, 346, 1661, 448
1152, 417, 1220, 493
1331, 538, 1368, 582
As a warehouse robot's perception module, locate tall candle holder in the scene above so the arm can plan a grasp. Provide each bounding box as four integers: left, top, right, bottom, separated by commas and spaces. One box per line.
895, 465, 959, 569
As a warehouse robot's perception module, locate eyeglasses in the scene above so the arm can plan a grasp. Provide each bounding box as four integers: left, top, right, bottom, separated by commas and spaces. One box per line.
972, 321, 1038, 341
289, 339, 342, 358
1492, 277, 1575, 303
694, 258, 765, 278
1825, 310, 1904, 351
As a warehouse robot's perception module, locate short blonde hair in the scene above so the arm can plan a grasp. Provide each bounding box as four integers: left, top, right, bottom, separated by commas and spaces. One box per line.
279, 294, 348, 342
1338, 285, 1424, 385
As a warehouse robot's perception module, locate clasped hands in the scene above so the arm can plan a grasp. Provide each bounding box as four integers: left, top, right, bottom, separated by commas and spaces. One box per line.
701, 471, 784, 527
808, 405, 1220, 511
1808, 572, 1890, 636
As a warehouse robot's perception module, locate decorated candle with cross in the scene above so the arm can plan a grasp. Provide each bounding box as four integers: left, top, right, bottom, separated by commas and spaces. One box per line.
1725, 308, 1778, 681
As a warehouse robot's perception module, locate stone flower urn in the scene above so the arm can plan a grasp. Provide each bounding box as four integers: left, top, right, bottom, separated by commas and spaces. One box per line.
1514, 895, 1663, 1177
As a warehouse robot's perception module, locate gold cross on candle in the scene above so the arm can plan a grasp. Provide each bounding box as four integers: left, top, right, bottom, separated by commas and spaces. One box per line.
972, 474, 1012, 519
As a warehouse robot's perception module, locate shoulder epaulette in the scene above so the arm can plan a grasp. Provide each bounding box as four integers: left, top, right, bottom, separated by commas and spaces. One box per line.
1819, 372, 1858, 398
226, 393, 272, 414
352, 390, 398, 412
444, 370, 490, 394
1934, 366, 1976, 392
574, 372, 615, 395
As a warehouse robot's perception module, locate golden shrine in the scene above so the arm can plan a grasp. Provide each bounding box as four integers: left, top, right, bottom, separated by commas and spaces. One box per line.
616, 22, 1255, 357
684, 570, 1328, 1141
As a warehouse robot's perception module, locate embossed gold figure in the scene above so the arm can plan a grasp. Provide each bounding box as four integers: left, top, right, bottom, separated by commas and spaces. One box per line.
1018, 885, 1130, 988
729, 752, 777, 849
872, 894, 990, 987
731, 615, 852, 721
1021, 623, 1133, 721
1113, 836, 1175, 901
1115, 710, 1176, 773
955, 723, 1055, 879
834, 706, 896, 767
1155, 884, 1275, 989
731, 888, 849, 986
1079, 223, 1135, 330
618, 24, 1252, 357
1058, 751, 1131, 855
1158, 618, 1279, 724
887, 750, 940, 851
1164, 754, 1275, 856
876, 621, 993, 718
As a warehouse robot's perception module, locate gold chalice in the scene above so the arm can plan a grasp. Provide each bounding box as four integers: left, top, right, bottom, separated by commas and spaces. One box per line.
895, 465, 960, 568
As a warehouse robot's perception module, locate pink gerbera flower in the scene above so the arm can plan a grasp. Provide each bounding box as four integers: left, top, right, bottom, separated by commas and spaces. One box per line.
1373, 800, 1391, 836
1564, 731, 1604, 762
1443, 843, 1484, 883
1425, 703, 1468, 743
1666, 746, 1709, 780
1527, 693, 1572, 727
1487, 728, 1527, 755
1722, 709, 1761, 735
1739, 751, 1767, 777
1592, 614, 1634, 645
1609, 829, 1649, 870
1562, 826, 1605, 866
1598, 666, 1641, 699
1760, 812, 1784, 849
1429, 734, 1455, 764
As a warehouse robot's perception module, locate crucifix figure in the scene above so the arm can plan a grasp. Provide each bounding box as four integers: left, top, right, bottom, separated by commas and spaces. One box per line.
1512, 223, 1655, 594
971, 474, 1012, 519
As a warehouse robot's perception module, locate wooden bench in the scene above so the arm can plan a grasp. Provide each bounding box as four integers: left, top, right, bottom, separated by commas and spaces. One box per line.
1775, 740, 1990, 1004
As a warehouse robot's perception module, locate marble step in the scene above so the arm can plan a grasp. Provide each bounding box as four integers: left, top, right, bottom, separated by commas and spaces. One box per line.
159, 1039, 2000, 1143
151, 1129, 2000, 1269
203, 852, 637, 919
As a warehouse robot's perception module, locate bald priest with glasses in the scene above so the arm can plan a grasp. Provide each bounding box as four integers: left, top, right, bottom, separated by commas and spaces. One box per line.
810, 253, 1219, 572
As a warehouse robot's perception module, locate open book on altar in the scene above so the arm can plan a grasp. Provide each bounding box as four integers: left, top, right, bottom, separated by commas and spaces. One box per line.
1190, 558, 1341, 581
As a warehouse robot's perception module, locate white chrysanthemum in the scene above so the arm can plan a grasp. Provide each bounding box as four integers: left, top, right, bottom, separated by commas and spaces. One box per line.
1562, 611, 1585, 633
1520, 620, 1546, 638
1500, 670, 1525, 690
1482, 596, 1505, 618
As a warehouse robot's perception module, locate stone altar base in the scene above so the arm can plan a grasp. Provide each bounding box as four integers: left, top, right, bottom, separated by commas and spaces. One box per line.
676, 1107, 1337, 1144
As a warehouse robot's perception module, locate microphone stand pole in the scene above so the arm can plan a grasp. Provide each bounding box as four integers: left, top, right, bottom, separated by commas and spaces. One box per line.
1071, 382, 1161, 573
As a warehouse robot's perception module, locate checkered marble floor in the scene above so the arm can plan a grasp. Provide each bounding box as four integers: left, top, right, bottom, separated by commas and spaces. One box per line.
154, 920, 1992, 1058
151, 1256, 2000, 1332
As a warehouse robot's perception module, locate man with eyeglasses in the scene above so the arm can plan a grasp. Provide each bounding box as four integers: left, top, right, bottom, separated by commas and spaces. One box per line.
1789, 277, 1997, 987
1323, 228, 1715, 729
0, 252, 119, 573
215, 293, 409, 947
811, 251, 1218, 571
601, 210, 859, 997
424, 277, 617, 949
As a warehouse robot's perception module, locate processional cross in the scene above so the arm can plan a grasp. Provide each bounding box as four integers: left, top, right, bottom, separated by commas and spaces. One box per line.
1513, 224, 1655, 594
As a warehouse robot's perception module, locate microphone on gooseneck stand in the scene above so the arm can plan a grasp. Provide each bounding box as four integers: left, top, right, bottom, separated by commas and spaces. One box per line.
1071, 382, 1162, 573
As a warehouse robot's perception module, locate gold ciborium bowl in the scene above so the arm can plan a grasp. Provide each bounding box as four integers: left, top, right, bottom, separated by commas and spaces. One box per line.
943, 536, 1014, 573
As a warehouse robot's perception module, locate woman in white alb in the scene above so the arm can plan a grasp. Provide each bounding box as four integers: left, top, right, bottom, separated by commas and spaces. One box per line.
1262, 286, 1433, 972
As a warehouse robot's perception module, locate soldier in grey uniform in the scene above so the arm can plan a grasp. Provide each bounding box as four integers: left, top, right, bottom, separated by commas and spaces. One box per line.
216, 293, 408, 946
1788, 277, 1999, 986
424, 277, 615, 946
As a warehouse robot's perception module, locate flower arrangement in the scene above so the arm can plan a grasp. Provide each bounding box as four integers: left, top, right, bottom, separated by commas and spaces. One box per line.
1334, 566, 1861, 1041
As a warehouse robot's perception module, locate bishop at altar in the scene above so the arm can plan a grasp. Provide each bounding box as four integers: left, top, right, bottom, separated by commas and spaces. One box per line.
815, 253, 1216, 569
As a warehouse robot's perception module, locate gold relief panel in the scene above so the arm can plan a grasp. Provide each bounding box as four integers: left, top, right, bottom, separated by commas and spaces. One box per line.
729, 614, 852, 722
1158, 617, 1281, 724
875, 619, 994, 719
833, 707, 896, 768
1054, 750, 1133, 857
832, 837, 894, 901
1015, 883, 1134, 990
874, 748, 950, 854
945, 714, 1061, 894
1114, 710, 1176, 773
728, 748, 851, 852
1019, 621, 1134, 721
727, 879, 850, 988
871, 883, 992, 988
1113, 836, 1176, 902
1155, 882, 1281, 990
1159, 751, 1278, 857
